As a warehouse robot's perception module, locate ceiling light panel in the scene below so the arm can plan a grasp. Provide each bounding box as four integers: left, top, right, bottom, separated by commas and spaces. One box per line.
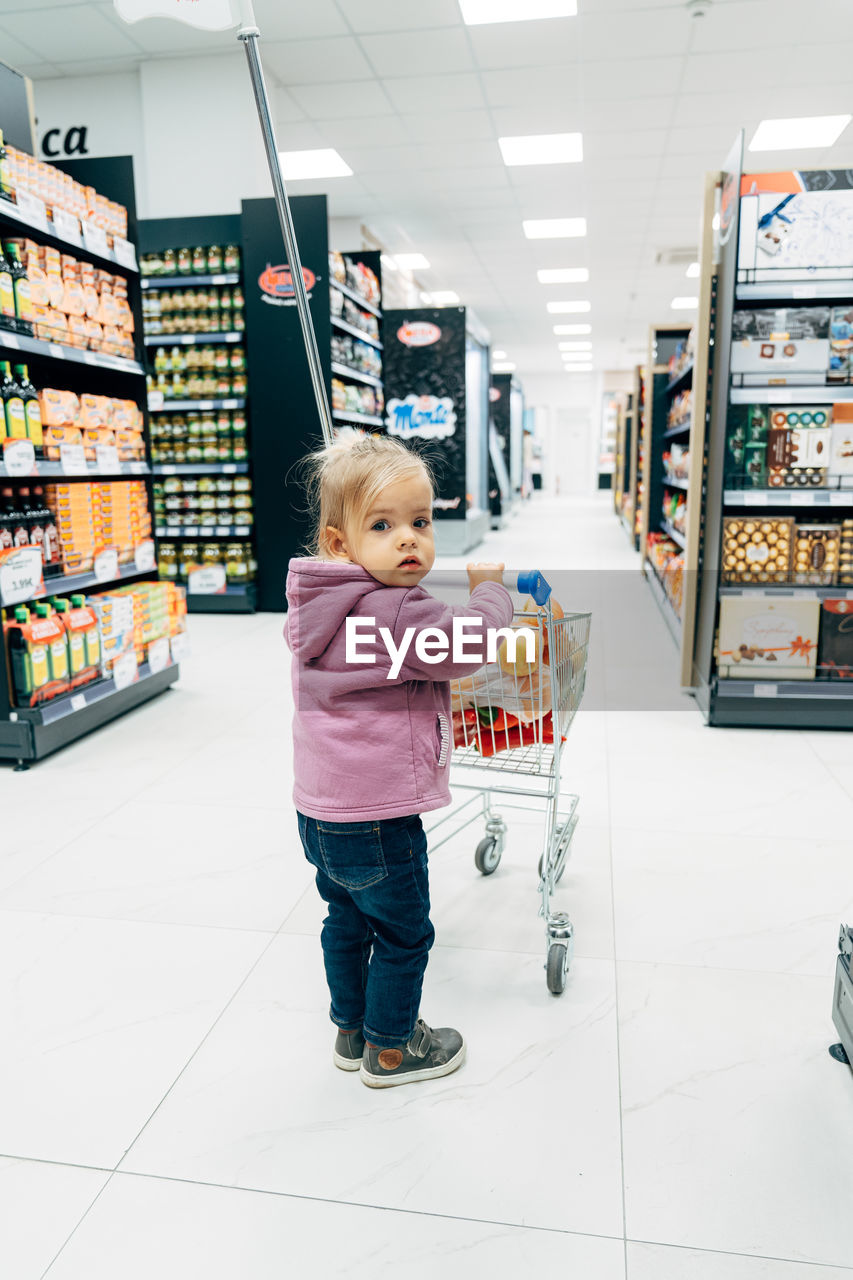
538, 267, 589, 284
493, 350, 507, 359
564, 363, 593, 372
671, 296, 699, 310
394, 253, 431, 270
425, 290, 460, 305
686, 262, 700, 278
547, 300, 591, 313
461, 0, 577, 23
523, 218, 587, 239
748, 115, 851, 151
492, 361, 517, 371
559, 341, 592, 351
278, 149, 352, 179
499, 133, 583, 166
554, 323, 592, 334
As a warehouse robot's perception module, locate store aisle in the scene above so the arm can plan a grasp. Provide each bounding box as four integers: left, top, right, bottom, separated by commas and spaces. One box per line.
2, 494, 853, 1280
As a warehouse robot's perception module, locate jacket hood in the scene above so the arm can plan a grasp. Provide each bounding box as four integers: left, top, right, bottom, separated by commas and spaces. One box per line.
286, 558, 393, 663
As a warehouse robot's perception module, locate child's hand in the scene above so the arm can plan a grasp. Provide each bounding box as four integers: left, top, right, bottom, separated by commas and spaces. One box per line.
467, 561, 505, 591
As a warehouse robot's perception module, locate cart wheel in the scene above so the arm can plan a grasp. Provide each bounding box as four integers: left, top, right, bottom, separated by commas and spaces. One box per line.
475, 837, 501, 876
546, 943, 568, 995
538, 850, 568, 884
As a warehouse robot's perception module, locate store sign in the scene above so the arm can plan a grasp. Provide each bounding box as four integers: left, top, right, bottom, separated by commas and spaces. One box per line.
386, 394, 457, 441
0, 545, 45, 607
188, 564, 227, 595
112, 0, 243, 30
258, 263, 317, 306
397, 321, 441, 348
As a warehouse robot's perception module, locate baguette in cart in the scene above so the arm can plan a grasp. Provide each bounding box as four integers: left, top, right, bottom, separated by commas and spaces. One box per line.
425, 569, 591, 995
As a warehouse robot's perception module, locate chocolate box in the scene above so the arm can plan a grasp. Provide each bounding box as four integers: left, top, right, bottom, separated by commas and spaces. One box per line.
817, 599, 853, 680
718, 596, 820, 680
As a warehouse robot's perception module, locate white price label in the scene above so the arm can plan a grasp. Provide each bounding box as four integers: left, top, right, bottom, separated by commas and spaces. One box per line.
82, 220, 109, 257
211, 274, 228, 285
59, 443, 88, 475
170, 632, 191, 663
184, 526, 199, 536
49, 343, 65, 360
16, 189, 48, 232
96, 445, 121, 472
222, 399, 238, 409
52, 207, 82, 246
128, 461, 147, 474
135, 539, 156, 572
753, 683, 778, 698
235, 525, 250, 536
83, 352, 97, 366
2, 332, 19, 350
751, 492, 769, 506
147, 636, 171, 674
222, 464, 236, 474
198, 401, 213, 410
160, 465, 176, 475
148, 390, 164, 411
226, 333, 239, 342
69, 692, 87, 712
0, 545, 44, 606
3, 439, 35, 476
188, 564, 226, 595
215, 526, 229, 536
112, 650, 138, 691
94, 548, 119, 583
112, 236, 138, 270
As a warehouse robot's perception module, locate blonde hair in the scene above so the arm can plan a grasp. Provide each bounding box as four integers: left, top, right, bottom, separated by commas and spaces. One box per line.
305, 430, 434, 559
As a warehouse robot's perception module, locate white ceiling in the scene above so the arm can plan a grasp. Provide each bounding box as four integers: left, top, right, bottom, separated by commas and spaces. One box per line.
2, 0, 853, 376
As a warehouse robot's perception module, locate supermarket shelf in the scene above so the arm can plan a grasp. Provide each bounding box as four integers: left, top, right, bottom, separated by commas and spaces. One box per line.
666, 362, 694, 394
720, 584, 853, 600
331, 317, 382, 349
0, 326, 144, 376
660, 519, 686, 549
619, 512, 635, 544
152, 463, 249, 476
186, 584, 256, 613
18, 562, 155, 607
0, 460, 149, 479
730, 385, 853, 405
143, 331, 242, 346
148, 397, 246, 412
0, 660, 179, 762
331, 361, 383, 389
723, 488, 853, 508
141, 273, 240, 289
736, 279, 853, 302
663, 419, 692, 439
0, 193, 138, 274
709, 675, 853, 729
155, 524, 252, 538
663, 475, 689, 491
332, 409, 384, 428
643, 560, 682, 647
330, 279, 382, 319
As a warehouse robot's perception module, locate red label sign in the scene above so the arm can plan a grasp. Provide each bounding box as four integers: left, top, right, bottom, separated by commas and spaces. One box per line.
259, 264, 317, 299
397, 321, 441, 348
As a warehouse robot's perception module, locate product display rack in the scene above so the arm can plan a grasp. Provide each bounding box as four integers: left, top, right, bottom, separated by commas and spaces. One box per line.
630, 364, 646, 550
137, 214, 256, 613
329, 248, 385, 433
690, 154, 853, 727
0, 155, 180, 764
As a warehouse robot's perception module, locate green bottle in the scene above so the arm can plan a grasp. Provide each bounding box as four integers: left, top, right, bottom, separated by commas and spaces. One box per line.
1, 361, 27, 440
13, 364, 42, 450
0, 243, 15, 320
5, 242, 32, 324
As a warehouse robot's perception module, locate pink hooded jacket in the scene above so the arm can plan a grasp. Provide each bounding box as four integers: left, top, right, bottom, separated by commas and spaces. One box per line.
284, 558, 514, 822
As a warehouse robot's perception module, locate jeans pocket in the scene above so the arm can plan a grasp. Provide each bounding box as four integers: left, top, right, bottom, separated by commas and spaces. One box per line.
316, 821, 388, 891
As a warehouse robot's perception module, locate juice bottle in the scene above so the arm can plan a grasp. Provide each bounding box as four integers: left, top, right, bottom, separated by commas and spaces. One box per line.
53, 597, 86, 680
35, 487, 61, 576
1, 362, 27, 440
8, 605, 42, 704
13, 364, 43, 451
70, 593, 101, 671
35, 601, 69, 689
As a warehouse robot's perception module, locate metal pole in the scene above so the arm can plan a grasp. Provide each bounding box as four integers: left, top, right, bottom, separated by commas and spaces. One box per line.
237, 20, 334, 446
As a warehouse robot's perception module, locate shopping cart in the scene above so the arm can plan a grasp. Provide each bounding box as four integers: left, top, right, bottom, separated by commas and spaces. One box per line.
425, 570, 592, 995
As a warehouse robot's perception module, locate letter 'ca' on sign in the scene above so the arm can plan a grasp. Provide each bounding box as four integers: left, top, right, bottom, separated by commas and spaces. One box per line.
112, 0, 248, 30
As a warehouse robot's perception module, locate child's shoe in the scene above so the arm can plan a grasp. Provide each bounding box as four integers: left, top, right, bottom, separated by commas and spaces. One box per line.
333, 1028, 366, 1071
360, 1019, 465, 1088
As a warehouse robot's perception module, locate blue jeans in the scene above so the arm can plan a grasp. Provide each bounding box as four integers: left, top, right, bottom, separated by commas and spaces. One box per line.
297, 812, 435, 1050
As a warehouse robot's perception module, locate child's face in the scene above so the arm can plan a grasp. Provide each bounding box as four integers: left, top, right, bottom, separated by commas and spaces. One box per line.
329, 474, 435, 587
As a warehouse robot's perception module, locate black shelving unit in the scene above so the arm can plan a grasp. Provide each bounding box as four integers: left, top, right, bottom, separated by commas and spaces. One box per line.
0, 155, 180, 763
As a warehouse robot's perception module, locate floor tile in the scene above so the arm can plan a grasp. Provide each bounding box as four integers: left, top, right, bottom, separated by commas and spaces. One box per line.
121, 935, 624, 1237
627, 1241, 853, 1279
48, 1172, 627, 1280
0, 1158, 109, 1280
619, 961, 853, 1268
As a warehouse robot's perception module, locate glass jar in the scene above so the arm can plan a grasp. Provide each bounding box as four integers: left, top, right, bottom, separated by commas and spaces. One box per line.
192, 245, 207, 274
218, 439, 233, 463
230, 345, 246, 372
180, 542, 199, 580
159, 543, 178, 578
163, 248, 178, 275
231, 372, 247, 397
224, 244, 240, 272
225, 542, 249, 582
220, 288, 233, 316
186, 439, 203, 465
201, 541, 222, 568
214, 346, 229, 371
232, 408, 247, 437
202, 433, 218, 464
232, 438, 248, 463
207, 245, 223, 274
176, 247, 192, 275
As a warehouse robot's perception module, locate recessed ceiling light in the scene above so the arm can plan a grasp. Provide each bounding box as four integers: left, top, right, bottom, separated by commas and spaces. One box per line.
554, 323, 591, 335
493, 350, 507, 360
395, 253, 431, 271
424, 290, 460, 306
671, 296, 699, 310
499, 133, 583, 167
538, 267, 589, 284
686, 261, 700, 278
559, 341, 592, 351
523, 218, 587, 239
749, 114, 851, 151
278, 148, 352, 179
547, 300, 591, 313
460, 0, 577, 22
380, 254, 398, 272
492, 361, 517, 372
564, 363, 593, 373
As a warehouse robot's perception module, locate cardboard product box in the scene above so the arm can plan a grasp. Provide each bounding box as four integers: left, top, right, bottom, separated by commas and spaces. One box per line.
766, 407, 831, 487
721, 516, 795, 583
792, 524, 841, 585
829, 406, 853, 478
817, 599, 853, 679
718, 595, 820, 679
730, 306, 830, 382
828, 307, 853, 384
840, 520, 853, 585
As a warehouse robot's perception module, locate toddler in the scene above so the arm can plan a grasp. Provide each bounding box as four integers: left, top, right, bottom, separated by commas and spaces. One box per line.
285, 433, 512, 1088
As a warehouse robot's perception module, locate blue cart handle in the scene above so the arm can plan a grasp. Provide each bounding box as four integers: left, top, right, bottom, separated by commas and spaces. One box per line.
517, 570, 552, 605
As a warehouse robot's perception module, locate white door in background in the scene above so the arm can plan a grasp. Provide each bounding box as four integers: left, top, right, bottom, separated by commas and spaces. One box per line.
552, 407, 593, 495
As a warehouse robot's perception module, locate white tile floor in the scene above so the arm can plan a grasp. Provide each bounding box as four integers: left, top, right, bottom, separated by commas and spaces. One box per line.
2, 494, 853, 1279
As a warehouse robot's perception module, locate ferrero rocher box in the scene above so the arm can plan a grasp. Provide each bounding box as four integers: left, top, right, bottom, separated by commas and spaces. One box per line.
721, 516, 795, 583
718, 596, 820, 680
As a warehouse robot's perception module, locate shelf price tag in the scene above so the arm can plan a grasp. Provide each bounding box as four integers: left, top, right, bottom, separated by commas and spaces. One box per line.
94, 548, 119, 583
16, 189, 48, 232
134, 539, 156, 572
95, 444, 121, 473
82, 220, 109, 257
170, 631, 191, 663
753, 683, 778, 698
147, 636, 171, 674
69, 692, 87, 712
3, 439, 36, 476
188, 564, 226, 595
112, 236, 138, 270
49, 343, 66, 360
52, 207, 82, 247
0, 545, 45, 606
2, 332, 19, 350
148, 390, 165, 411
59, 443, 88, 475
129, 461, 148, 474
112, 650, 138, 692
